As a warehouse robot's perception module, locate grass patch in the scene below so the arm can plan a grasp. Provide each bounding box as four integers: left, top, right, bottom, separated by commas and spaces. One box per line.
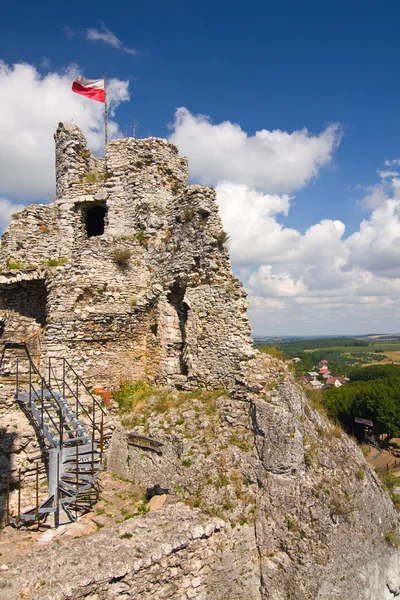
135, 230, 148, 247
356, 470, 365, 481
258, 345, 285, 360
385, 531, 399, 548
215, 230, 230, 246
112, 247, 132, 266
113, 381, 150, 413
45, 257, 67, 267
6, 258, 25, 270
114, 380, 227, 426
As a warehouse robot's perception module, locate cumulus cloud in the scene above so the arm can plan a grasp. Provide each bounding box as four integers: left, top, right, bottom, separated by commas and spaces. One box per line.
0, 61, 130, 200
169, 107, 342, 193
0, 198, 25, 230
62, 26, 76, 39
345, 198, 400, 277
86, 23, 138, 56
245, 171, 400, 334
169, 107, 400, 333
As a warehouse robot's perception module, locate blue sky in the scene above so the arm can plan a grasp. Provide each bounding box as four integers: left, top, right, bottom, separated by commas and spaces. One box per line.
1, 0, 400, 335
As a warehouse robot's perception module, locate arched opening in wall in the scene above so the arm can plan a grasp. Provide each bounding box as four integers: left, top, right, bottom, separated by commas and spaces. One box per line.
85, 203, 107, 237
0, 280, 48, 327
167, 280, 189, 376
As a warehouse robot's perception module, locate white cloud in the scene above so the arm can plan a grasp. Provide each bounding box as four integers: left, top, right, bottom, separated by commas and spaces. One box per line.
377, 170, 399, 179
169, 107, 342, 193
62, 26, 76, 39
0, 198, 25, 230
0, 61, 130, 200
244, 176, 400, 333
168, 108, 400, 333
385, 159, 400, 167
86, 23, 138, 56
345, 199, 400, 277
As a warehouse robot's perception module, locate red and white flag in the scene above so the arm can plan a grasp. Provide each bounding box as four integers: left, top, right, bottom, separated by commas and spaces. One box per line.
72, 76, 106, 103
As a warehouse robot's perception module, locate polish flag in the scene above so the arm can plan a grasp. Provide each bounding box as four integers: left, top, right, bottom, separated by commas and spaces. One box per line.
72, 76, 106, 103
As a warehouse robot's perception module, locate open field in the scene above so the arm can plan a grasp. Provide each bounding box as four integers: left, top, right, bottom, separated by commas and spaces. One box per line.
304, 343, 400, 354
300, 342, 400, 367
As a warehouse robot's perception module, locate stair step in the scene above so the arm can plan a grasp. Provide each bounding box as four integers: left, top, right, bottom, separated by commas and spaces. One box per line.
62, 464, 104, 474
63, 436, 90, 444
62, 472, 98, 483
62, 455, 101, 465
60, 480, 94, 493
62, 443, 97, 457
59, 496, 77, 505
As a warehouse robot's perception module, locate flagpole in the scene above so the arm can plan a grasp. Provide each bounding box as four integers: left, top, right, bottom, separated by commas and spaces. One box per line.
104, 73, 108, 168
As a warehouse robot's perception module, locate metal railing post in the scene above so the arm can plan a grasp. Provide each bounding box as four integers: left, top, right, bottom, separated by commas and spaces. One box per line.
55, 454, 59, 528
59, 407, 63, 448
48, 357, 51, 390
91, 427, 95, 477
15, 359, 19, 397
76, 376, 79, 420
41, 379, 44, 428
76, 443, 79, 521
35, 463, 39, 523
62, 358, 66, 400
6, 471, 10, 525
17, 468, 21, 524
100, 413, 104, 465
29, 362, 32, 409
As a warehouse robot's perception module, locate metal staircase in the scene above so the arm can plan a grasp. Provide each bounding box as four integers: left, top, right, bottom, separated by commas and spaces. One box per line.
1, 341, 107, 527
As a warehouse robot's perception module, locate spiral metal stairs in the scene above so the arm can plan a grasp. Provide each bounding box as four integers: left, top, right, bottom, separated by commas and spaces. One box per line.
1, 341, 107, 527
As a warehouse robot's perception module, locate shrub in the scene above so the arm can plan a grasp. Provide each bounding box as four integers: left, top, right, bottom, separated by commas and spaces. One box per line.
113, 248, 132, 265
120, 532, 132, 539
84, 172, 98, 183
215, 230, 230, 245
258, 345, 284, 360
6, 258, 24, 270
137, 502, 150, 515
113, 380, 149, 413
385, 531, 399, 547
46, 257, 67, 267
183, 207, 195, 221
135, 231, 148, 246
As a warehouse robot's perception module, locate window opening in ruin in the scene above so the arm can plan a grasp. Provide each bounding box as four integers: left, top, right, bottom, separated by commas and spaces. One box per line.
167, 280, 189, 376
0, 280, 47, 327
85, 204, 107, 237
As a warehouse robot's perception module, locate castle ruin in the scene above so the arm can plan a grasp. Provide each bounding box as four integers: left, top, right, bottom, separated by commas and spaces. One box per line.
0, 123, 254, 389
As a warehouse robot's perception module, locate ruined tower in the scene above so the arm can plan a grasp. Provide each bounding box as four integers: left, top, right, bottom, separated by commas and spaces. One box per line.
0, 123, 254, 388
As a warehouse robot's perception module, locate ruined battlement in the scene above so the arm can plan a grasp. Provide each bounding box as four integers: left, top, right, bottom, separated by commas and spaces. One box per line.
55, 122, 188, 208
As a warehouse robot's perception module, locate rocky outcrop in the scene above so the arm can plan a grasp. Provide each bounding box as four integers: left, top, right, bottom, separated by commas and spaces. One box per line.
3, 354, 399, 599
0, 505, 261, 600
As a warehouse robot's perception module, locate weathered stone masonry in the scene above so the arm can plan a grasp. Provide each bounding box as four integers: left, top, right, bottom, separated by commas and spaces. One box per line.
0, 122, 254, 389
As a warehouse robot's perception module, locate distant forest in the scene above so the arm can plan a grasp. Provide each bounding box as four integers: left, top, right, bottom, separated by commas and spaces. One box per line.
324, 365, 400, 440
255, 338, 400, 440
255, 337, 383, 376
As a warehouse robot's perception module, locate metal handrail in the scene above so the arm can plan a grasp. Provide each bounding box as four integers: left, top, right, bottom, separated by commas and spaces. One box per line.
45, 356, 107, 429
15, 357, 63, 447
